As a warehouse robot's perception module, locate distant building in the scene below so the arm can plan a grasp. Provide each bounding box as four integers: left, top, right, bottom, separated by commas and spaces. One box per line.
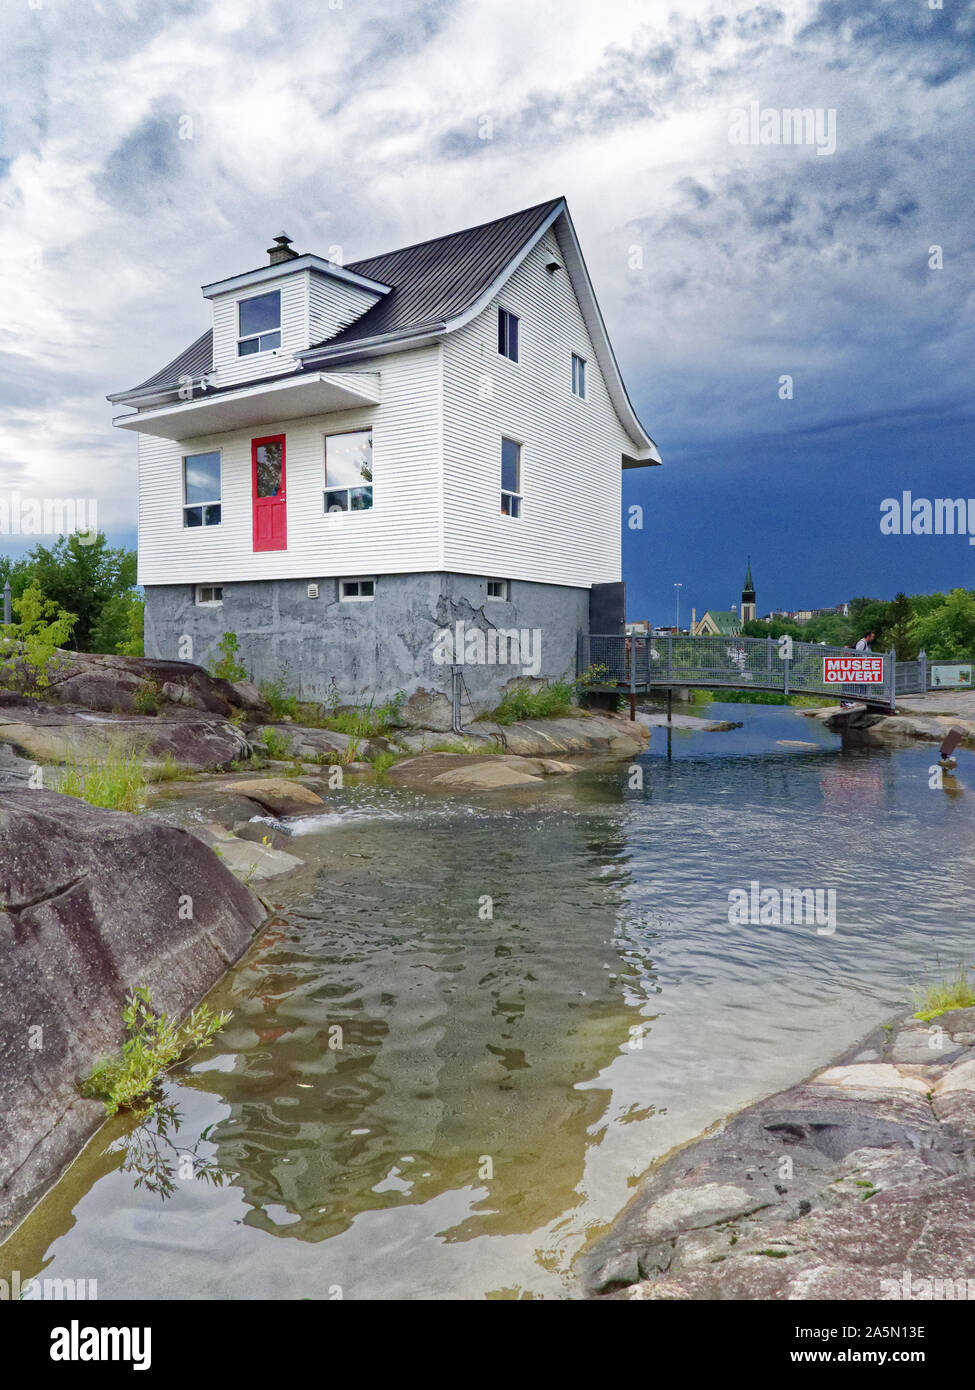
740, 559, 756, 624
760, 601, 850, 626
692, 560, 753, 636
694, 608, 742, 637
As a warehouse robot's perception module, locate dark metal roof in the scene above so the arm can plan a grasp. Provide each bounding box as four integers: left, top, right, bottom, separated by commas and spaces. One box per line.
129, 328, 213, 393
318, 197, 563, 350
118, 199, 562, 397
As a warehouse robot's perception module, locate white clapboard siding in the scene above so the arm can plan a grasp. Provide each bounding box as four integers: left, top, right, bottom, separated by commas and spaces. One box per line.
308, 273, 381, 346
441, 227, 634, 589
136, 345, 442, 586
210, 272, 309, 389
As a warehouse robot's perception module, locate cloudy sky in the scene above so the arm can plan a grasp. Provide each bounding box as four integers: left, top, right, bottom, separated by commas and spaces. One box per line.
1, 0, 972, 622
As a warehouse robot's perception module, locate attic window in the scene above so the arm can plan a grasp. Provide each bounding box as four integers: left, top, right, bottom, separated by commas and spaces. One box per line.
238, 290, 281, 356
571, 353, 586, 399
498, 308, 519, 362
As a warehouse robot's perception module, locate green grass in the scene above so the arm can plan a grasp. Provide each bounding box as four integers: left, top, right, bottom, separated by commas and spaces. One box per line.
56, 746, 148, 813
148, 752, 191, 783
320, 691, 407, 738
477, 678, 581, 726
689, 688, 836, 708
80, 984, 231, 1116
370, 749, 405, 775
259, 679, 299, 720
256, 727, 293, 760
912, 966, 975, 1021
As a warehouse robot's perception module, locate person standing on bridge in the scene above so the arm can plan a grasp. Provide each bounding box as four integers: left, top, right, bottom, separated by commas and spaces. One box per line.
841, 630, 876, 706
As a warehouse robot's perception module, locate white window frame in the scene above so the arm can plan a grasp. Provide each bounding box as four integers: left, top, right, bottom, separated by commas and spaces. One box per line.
500, 436, 523, 519
182, 450, 222, 529
486, 579, 509, 601
196, 585, 223, 607
340, 577, 375, 602
237, 289, 282, 357
571, 353, 586, 399
323, 427, 374, 514
498, 306, 519, 363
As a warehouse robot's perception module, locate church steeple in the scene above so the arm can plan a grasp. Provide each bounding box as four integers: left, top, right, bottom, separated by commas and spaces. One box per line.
741, 558, 756, 623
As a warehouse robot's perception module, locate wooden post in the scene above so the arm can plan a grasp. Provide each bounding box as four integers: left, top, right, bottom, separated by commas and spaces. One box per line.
667, 688, 672, 725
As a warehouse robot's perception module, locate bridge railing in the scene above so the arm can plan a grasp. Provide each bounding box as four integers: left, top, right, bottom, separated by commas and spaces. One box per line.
577, 634, 928, 707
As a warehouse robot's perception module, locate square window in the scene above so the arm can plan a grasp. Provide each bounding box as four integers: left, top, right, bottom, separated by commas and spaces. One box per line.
325, 430, 374, 513
237, 290, 281, 356
340, 578, 375, 601
572, 353, 586, 398
183, 451, 221, 528
196, 585, 223, 606
498, 308, 519, 362
487, 579, 509, 601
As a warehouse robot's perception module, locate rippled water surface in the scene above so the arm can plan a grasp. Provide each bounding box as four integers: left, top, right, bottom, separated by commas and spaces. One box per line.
4, 705, 972, 1298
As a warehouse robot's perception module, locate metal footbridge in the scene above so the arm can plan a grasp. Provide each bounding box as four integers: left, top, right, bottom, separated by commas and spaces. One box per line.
578, 634, 934, 716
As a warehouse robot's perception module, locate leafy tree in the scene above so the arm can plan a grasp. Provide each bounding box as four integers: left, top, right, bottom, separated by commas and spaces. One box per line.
882, 592, 917, 660
90, 591, 145, 657
802, 612, 853, 646
0, 533, 138, 653
742, 618, 805, 639
909, 589, 975, 661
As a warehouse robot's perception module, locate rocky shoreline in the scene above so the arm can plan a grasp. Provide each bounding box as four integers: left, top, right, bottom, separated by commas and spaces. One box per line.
0, 655, 665, 1239
808, 690, 975, 747
0, 790, 266, 1238
582, 1007, 975, 1300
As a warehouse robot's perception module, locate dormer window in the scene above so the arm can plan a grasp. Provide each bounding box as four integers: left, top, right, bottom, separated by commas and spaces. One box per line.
237, 290, 281, 356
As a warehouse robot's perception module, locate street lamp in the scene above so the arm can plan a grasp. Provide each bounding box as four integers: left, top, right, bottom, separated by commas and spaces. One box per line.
674, 582, 683, 633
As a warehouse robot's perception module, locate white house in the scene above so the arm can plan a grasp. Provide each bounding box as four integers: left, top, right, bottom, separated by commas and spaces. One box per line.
108, 198, 660, 712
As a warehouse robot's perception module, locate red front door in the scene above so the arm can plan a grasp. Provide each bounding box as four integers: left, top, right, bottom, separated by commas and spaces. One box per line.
252, 434, 287, 551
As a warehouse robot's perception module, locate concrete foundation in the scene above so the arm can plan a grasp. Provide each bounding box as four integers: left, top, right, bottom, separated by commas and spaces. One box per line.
144, 572, 590, 714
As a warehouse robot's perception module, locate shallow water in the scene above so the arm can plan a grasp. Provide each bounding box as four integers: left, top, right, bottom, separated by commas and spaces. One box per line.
4, 705, 971, 1299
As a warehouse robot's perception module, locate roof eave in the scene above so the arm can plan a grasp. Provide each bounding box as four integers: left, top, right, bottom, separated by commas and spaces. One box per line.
202, 255, 392, 300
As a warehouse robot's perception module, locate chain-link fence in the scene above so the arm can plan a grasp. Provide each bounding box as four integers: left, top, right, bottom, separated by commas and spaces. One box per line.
579, 634, 931, 706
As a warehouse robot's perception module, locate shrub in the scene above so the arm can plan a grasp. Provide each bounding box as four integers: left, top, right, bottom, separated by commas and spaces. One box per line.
132, 680, 161, 715
210, 632, 248, 683
80, 984, 232, 1116
0, 583, 77, 693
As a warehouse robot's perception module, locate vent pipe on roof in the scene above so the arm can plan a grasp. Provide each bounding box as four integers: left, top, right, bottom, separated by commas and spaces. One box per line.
267, 232, 298, 265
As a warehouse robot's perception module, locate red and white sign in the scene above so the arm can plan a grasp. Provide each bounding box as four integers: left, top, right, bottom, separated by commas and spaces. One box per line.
823, 656, 884, 684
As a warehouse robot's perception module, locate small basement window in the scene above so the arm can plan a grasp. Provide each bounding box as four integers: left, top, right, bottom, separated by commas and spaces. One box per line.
486, 579, 509, 601
498, 307, 519, 362
571, 353, 586, 399
325, 429, 373, 512
237, 289, 281, 356
500, 437, 522, 517
196, 585, 223, 606
183, 450, 222, 527
340, 578, 375, 601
